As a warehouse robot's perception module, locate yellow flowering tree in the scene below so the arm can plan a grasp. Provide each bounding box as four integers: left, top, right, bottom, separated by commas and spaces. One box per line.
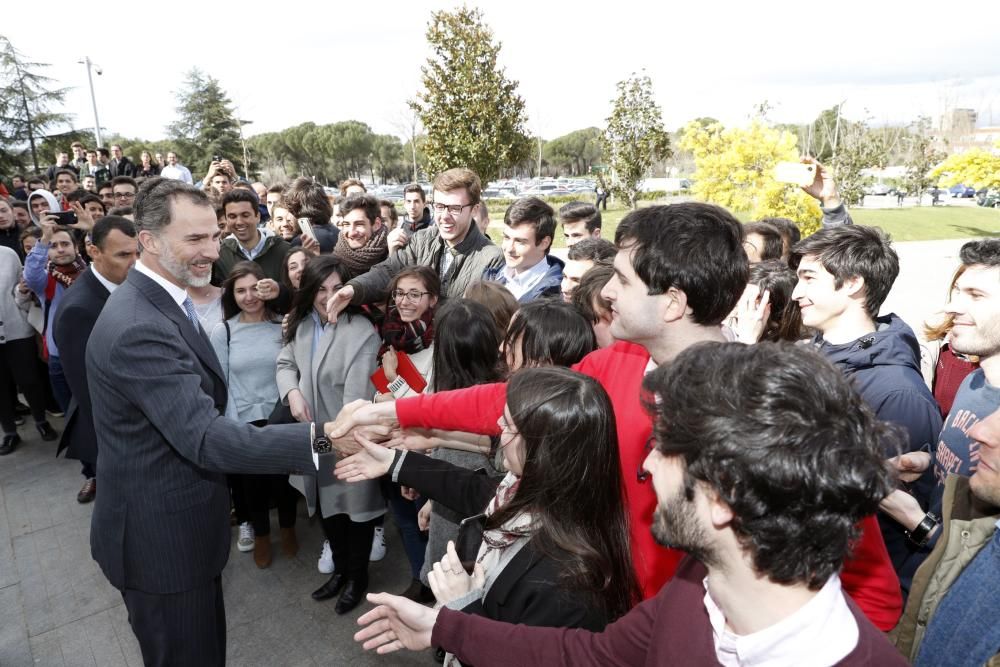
678, 120, 823, 236
930, 148, 1000, 191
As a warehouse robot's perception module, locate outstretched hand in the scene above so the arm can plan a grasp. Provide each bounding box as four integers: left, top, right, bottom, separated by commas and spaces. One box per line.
355, 592, 438, 654
324, 398, 398, 440
427, 541, 485, 606
334, 430, 395, 482
326, 285, 355, 324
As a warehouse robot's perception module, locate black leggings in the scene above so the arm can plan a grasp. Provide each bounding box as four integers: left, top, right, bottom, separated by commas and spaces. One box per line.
0, 337, 48, 434
245, 474, 298, 536
317, 495, 377, 583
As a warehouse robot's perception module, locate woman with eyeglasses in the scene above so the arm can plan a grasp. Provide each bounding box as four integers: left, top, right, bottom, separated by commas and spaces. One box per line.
333, 367, 640, 659
276, 255, 383, 615
377, 266, 440, 401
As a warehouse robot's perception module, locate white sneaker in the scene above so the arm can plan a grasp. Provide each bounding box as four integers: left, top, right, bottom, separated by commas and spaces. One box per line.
237, 522, 254, 553
369, 526, 387, 562
317, 540, 334, 574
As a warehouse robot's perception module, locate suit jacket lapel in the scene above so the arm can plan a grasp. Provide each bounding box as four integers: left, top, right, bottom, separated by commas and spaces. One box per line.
127, 269, 227, 388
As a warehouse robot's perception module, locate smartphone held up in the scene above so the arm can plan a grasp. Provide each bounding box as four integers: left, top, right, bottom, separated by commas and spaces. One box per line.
773, 161, 817, 187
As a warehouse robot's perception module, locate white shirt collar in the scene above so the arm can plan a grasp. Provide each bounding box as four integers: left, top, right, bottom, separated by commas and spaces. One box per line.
134, 259, 189, 311
502, 257, 550, 300
703, 574, 858, 667
89, 266, 120, 294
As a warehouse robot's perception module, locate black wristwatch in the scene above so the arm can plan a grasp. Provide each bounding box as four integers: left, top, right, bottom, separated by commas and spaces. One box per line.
312, 423, 332, 455
905, 512, 940, 547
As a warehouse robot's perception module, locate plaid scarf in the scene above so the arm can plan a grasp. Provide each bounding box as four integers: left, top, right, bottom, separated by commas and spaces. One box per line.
478, 472, 533, 555
333, 224, 389, 281
45, 257, 87, 295
379, 305, 435, 358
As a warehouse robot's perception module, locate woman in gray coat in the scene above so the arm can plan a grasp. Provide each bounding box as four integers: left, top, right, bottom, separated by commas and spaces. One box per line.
275, 255, 383, 614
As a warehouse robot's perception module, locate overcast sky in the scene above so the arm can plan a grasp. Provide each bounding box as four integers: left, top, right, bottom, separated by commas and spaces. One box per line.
7, 0, 1000, 146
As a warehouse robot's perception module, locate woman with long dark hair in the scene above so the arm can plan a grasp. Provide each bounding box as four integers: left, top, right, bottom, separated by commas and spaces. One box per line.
377, 266, 440, 400
502, 298, 596, 371
724, 260, 804, 343
210, 262, 297, 568
276, 255, 382, 614
334, 367, 640, 649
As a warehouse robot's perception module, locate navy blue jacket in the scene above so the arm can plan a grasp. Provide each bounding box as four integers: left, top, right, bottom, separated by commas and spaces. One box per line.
483, 255, 564, 304
814, 313, 943, 594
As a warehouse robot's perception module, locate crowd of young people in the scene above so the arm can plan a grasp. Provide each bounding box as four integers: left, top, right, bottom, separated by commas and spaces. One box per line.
1, 147, 998, 666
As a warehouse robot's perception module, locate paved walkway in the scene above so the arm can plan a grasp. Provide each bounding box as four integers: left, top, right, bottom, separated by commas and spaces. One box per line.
0, 422, 428, 666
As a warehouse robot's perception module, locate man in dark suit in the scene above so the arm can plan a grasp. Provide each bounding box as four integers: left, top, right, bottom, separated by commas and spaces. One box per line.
108, 145, 136, 178
53, 216, 140, 504
86, 179, 327, 666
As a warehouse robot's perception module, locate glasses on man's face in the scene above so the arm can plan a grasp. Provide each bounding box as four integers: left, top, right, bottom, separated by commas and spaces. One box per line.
114, 191, 136, 200
392, 290, 431, 303
432, 202, 472, 216
637, 436, 656, 483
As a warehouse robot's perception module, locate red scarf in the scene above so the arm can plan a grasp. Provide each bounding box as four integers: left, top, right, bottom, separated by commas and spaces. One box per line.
42, 257, 87, 358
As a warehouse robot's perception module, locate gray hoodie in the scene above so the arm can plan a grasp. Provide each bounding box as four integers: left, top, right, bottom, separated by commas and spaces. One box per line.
27, 189, 62, 225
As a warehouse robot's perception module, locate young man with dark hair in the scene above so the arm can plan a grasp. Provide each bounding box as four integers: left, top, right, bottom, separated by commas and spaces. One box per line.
11, 174, 28, 200
70, 142, 87, 172
79, 193, 107, 223
160, 151, 194, 184
559, 201, 602, 247
109, 144, 136, 178
791, 225, 942, 592
327, 168, 503, 316
53, 169, 79, 203
331, 202, 904, 629
27, 176, 48, 193
483, 196, 563, 303
379, 199, 398, 230
333, 193, 389, 281
265, 184, 285, 219
347, 343, 908, 667
571, 261, 615, 348
10, 200, 31, 231
562, 237, 616, 302
53, 216, 139, 503
387, 184, 434, 254
281, 177, 339, 253
46, 152, 77, 182
81, 149, 111, 186
743, 221, 784, 263
98, 181, 115, 209
761, 216, 801, 259
211, 189, 290, 285
339, 178, 366, 196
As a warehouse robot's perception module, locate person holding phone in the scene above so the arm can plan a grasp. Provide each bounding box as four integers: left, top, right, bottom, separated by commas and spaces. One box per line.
23, 212, 88, 415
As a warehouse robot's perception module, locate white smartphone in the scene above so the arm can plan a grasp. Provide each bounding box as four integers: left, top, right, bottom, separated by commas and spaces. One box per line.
774, 162, 817, 187
297, 217, 316, 241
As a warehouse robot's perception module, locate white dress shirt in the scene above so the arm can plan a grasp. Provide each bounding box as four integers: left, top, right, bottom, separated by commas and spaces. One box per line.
704, 574, 858, 667
501, 258, 550, 301
90, 266, 120, 295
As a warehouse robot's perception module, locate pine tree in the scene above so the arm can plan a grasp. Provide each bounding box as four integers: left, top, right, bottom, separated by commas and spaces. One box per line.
410, 7, 531, 182
167, 69, 245, 179
0, 35, 72, 174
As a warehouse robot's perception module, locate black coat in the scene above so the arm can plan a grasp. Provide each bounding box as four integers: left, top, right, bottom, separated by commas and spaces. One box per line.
109, 157, 136, 178
395, 452, 609, 632
52, 269, 109, 465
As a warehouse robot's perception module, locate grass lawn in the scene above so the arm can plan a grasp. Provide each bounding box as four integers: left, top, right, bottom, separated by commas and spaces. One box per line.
483, 200, 1000, 246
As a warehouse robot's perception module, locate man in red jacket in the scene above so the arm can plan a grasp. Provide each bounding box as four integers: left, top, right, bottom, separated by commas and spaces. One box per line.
350, 343, 908, 666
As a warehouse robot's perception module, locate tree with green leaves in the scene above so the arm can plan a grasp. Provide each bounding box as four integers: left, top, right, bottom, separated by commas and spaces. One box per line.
0, 35, 72, 174
544, 127, 603, 176
828, 119, 888, 207
168, 69, 246, 180
602, 72, 671, 209
905, 118, 946, 205
410, 7, 531, 182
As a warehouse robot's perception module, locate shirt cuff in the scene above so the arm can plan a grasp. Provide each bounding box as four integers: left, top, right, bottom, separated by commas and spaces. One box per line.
444, 588, 482, 611
390, 449, 408, 483
310, 422, 319, 470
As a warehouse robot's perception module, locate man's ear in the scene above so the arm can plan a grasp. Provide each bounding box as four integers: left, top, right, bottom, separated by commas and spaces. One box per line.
137, 230, 158, 256
843, 275, 866, 299
704, 484, 734, 529
662, 286, 689, 324
539, 235, 552, 253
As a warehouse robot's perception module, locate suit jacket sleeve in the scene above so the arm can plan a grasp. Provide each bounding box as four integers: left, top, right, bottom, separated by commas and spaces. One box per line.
395, 451, 499, 519
53, 300, 97, 415
102, 319, 313, 475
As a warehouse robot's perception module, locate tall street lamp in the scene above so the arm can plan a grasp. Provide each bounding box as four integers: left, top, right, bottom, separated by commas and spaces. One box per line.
78, 56, 103, 148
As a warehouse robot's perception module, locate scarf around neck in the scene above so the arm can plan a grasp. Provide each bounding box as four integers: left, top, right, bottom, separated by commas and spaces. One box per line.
379, 305, 435, 358
333, 223, 389, 281
47, 256, 87, 291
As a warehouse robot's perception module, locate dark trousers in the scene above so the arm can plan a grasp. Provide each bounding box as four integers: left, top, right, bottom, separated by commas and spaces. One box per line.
245, 474, 297, 536
122, 576, 226, 667
228, 474, 250, 524
47, 354, 71, 413
0, 337, 47, 434
320, 512, 377, 583
388, 484, 428, 579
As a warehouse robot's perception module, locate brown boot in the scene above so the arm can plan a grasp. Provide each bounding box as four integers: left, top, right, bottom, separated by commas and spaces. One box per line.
253, 536, 272, 569
279, 527, 299, 558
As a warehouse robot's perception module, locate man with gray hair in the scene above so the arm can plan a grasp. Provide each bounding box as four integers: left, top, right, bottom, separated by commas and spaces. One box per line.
86, 178, 340, 665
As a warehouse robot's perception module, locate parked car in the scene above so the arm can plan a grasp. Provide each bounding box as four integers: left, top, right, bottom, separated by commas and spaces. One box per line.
865, 183, 891, 196
977, 189, 1000, 208
949, 184, 976, 198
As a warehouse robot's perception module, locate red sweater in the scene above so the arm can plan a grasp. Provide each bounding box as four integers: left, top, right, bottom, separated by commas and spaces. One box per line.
431, 556, 909, 667
396, 342, 902, 630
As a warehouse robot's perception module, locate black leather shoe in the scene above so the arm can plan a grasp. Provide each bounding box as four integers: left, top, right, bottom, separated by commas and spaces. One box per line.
400, 578, 435, 604
0, 434, 19, 456
37, 422, 58, 441
311, 573, 346, 601
335, 579, 368, 615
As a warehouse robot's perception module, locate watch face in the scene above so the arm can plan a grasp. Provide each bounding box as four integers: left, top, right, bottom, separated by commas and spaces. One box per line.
314, 436, 332, 453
